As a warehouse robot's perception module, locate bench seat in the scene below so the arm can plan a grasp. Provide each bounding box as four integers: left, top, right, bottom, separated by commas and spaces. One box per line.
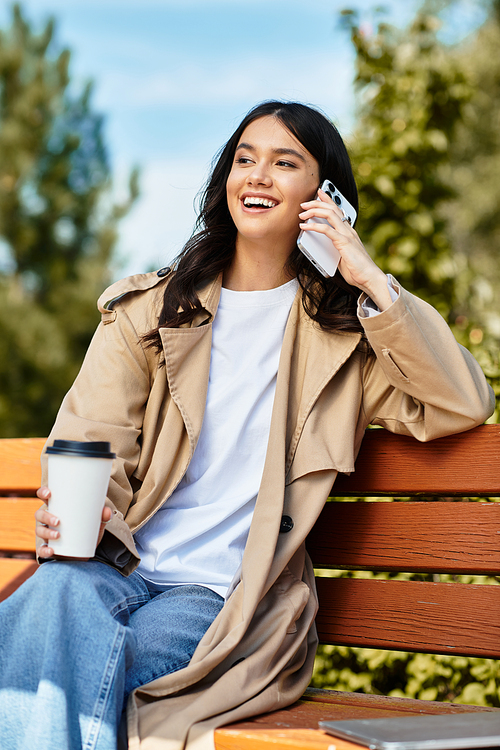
215, 689, 499, 750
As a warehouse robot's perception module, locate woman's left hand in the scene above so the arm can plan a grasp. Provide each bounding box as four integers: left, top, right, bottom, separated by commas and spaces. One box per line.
299, 189, 393, 311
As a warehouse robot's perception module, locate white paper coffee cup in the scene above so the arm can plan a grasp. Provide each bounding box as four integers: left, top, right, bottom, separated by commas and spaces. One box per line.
46, 440, 116, 558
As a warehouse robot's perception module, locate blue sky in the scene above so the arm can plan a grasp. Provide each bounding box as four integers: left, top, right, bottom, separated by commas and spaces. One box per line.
0, 0, 487, 277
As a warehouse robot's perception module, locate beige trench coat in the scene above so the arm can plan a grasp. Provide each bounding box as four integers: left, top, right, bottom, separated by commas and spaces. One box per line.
41, 271, 494, 750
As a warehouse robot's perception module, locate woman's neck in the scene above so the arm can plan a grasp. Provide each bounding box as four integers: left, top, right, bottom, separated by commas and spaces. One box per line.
223, 238, 295, 291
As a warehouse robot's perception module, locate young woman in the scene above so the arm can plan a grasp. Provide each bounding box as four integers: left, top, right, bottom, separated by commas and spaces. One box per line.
0, 101, 494, 750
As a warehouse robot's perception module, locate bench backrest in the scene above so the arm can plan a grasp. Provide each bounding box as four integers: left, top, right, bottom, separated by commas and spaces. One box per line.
307, 425, 500, 660
0, 438, 44, 600
1, 428, 499, 659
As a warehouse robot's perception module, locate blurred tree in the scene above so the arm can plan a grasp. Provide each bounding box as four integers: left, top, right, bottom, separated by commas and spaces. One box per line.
443, 1, 500, 319
341, 4, 472, 321
341, 0, 499, 415
0, 4, 138, 437
441, 0, 500, 413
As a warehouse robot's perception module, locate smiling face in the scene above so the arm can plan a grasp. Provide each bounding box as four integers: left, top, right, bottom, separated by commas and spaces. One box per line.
226, 116, 320, 256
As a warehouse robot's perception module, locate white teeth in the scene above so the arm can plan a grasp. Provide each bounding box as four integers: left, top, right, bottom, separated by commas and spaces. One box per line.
243, 197, 277, 208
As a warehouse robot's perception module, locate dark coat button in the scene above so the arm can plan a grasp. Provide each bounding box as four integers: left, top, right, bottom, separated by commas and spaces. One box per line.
157, 266, 171, 277
279, 515, 294, 533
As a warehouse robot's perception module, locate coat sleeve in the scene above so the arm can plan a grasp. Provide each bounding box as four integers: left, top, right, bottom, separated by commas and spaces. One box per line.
40, 299, 152, 573
358, 280, 495, 441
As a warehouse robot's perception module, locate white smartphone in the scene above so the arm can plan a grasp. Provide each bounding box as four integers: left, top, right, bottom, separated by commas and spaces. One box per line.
297, 180, 357, 277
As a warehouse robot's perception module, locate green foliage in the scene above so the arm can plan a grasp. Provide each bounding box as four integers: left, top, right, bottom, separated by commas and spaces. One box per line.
340, 1, 500, 415
312, 0, 500, 704
0, 4, 138, 437
441, 0, 500, 420
313, 644, 500, 706
343, 7, 471, 319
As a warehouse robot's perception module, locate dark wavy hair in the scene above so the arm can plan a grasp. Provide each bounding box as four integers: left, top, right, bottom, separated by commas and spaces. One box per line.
143, 100, 364, 353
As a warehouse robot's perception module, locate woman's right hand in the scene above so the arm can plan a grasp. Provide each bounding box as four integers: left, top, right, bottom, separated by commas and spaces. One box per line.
35, 487, 60, 559
35, 487, 112, 560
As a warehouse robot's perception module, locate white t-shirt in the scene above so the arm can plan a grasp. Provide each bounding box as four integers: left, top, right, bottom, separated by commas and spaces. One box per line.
134, 278, 299, 597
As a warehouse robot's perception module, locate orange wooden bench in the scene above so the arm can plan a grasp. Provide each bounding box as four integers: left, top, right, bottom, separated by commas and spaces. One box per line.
1, 426, 499, 749
0, 437, 44, 601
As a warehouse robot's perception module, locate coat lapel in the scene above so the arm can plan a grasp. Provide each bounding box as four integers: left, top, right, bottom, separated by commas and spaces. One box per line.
158, 276, 222, 455
284, 295, 361, 474
239, 290, 361, 604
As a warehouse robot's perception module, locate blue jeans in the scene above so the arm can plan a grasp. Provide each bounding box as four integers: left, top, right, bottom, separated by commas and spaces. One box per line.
0, 560, 224, 750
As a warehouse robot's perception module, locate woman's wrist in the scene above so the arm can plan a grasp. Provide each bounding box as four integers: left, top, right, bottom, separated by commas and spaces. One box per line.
360, 271, 394, 312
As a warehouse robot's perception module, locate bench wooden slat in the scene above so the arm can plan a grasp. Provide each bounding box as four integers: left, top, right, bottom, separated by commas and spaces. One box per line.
215, 690, 498, 750
308, 501, 500, 574
315, 577, 500, 657
0, 559, 38, 602
0, 498, 40, 551
215, 727, 339, 750
1, 429, 498, 497
333, 425, 500, 496
0, 437, 44, 493
302, 687, 499, 712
